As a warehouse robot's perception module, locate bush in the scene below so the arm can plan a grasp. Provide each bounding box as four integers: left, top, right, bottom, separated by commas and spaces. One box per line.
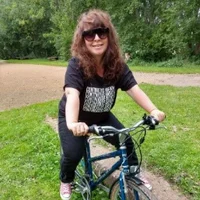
156, 58, 184, 68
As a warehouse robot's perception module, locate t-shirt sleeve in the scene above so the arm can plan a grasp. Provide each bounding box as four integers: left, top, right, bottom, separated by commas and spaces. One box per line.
63, 58, 84, 92
116, 64, 137, 91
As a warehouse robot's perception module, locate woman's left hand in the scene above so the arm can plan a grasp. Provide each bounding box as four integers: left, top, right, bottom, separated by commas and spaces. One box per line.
150, 109, 166, 122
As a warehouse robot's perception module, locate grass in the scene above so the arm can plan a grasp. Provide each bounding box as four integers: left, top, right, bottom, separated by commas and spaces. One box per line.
6, 58, 200, 74
0, 101, 59, 199
130, 64, 200, 74
113, 85, 200, 200
0, 84, 200, 199
6, 58, 67, 67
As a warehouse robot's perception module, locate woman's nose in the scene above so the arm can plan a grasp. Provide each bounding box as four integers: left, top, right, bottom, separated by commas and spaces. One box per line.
94, 33, 100, 40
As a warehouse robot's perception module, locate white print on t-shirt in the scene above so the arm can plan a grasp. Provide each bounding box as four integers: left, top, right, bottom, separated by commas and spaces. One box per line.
83, 86, 115, 112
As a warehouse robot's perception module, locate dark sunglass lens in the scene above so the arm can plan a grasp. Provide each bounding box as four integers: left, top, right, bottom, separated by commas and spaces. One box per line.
96, 28, 109, 39
83, 28, 109, 41
84, 34, 95, 41
98, 32, 107, 39
83, 30, 95, 41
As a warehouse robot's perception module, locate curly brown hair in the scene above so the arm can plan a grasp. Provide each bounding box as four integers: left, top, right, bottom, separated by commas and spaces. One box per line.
71, 9, 124, 82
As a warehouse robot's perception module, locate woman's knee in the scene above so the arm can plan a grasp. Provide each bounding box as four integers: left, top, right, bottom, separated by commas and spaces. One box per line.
61, 138, 85, 162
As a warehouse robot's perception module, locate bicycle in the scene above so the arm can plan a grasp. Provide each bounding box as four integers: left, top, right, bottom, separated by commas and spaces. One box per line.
72, 114, 161, 200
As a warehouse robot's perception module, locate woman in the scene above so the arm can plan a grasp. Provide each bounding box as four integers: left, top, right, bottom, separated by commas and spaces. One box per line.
58, 9, 165, 200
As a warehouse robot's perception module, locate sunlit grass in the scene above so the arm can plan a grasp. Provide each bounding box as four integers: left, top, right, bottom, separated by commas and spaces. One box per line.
7, 58, 67, 67
0, 100, 59, 199
130, 65, 200, 74
113, 85, 200, 199
0, 84, 200, 199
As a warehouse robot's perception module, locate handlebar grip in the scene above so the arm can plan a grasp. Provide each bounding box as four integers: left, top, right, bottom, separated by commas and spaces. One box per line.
142, 114, 159, 130
88, 125, 95, 133
148, 116, 159, 130
143, 114, 159, 125
151, 116, 159, 125
88, 125, 99, 134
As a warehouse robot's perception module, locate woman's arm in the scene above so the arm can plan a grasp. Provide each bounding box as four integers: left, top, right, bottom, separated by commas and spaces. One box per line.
65, 87, 88, 136
126, 85, 165, 121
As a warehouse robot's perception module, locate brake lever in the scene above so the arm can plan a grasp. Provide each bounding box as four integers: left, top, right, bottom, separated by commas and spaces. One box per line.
147, 124, 167, 130
87, 135, 103, 143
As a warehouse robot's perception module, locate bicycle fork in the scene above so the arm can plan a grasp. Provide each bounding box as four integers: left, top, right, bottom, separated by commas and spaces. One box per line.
119, 145, 129, 200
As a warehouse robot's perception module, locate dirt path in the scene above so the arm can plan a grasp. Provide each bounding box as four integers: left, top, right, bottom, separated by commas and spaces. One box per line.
0, 63, 199, 112
46, 115, 190, 200
1, 63, 199, 199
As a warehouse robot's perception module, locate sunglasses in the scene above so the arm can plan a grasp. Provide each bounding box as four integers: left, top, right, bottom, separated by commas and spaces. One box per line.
82, 27, 109, 41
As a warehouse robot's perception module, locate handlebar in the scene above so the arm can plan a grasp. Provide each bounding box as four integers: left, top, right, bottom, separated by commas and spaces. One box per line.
87, 114, 162, 172
88, 114, 159, 136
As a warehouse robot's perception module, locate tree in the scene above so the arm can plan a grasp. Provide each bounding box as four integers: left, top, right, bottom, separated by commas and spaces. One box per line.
0, 0, 56, 59
0, 0, 199, 61
49, 0, 106, 60
105, 0, 200, 61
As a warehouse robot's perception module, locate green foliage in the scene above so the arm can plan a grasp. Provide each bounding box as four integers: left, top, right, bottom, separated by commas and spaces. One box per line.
0, 0, 200, 62
155, 58, 184, 68
105, 0, 200, 62
48, 0, 75, 60
49, 0, 106, 60
0, 0, 56, 59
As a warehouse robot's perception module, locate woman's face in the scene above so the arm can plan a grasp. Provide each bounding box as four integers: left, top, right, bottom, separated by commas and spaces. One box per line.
83, 27, 108, 62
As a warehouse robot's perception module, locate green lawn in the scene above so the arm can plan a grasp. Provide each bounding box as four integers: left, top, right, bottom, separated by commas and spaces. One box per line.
0, 84, 199, 199
130, 65, 200, 74
113, 85, 200, 200
6, 58, 67, 67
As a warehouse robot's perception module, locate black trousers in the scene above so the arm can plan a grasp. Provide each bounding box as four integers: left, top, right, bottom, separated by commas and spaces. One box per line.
58, 112, 138, 183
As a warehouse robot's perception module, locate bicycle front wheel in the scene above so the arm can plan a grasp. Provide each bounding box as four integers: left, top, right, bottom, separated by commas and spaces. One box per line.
110, 176, 158, 200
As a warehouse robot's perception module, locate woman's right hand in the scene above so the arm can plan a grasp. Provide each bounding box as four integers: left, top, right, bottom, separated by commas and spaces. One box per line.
67, 122, 89, 136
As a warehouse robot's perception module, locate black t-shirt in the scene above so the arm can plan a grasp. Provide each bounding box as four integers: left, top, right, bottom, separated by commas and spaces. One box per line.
59, 57, 137, 125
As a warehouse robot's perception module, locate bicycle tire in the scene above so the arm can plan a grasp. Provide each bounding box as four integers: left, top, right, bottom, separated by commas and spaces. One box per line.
110, 176, 158, 200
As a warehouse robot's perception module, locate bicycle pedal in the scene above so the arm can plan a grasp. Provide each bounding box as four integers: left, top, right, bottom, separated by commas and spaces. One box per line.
71, 184, 81, 192
70, 182, 76, 189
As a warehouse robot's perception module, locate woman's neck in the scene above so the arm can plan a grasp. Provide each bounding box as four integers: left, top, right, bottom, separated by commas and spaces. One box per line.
96, 66, 104, 77
95, 57, 104, 77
